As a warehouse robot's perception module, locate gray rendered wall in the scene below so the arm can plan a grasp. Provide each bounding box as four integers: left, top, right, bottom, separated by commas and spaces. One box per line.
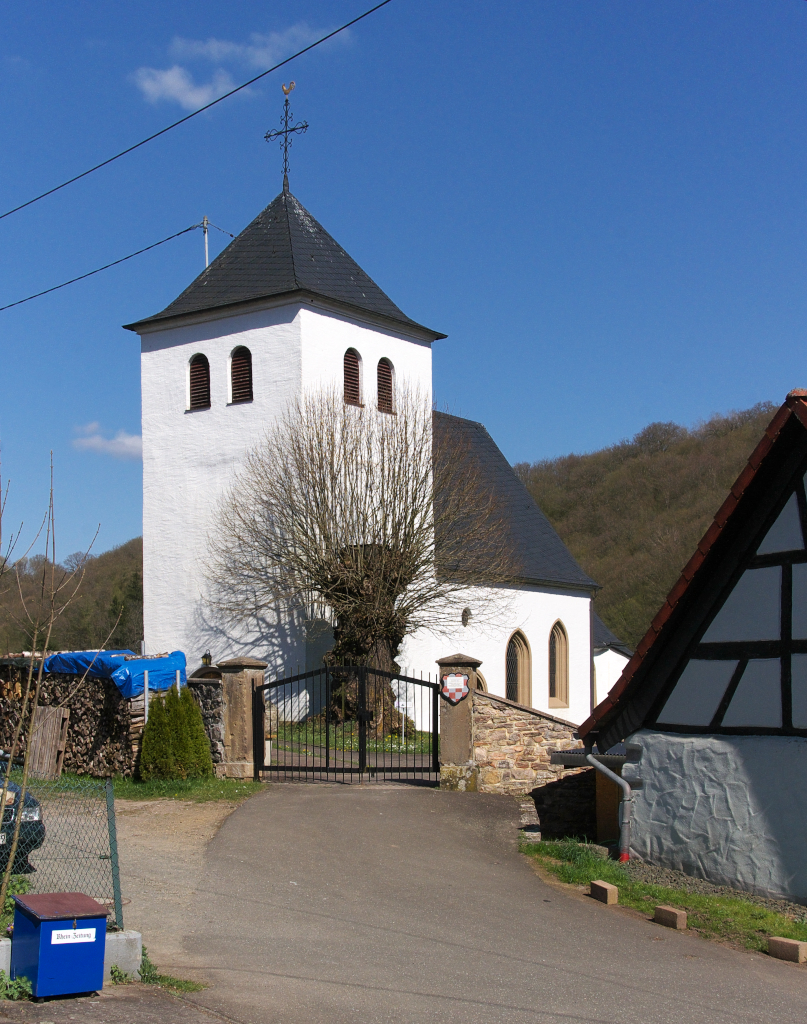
628, 729, 807, 901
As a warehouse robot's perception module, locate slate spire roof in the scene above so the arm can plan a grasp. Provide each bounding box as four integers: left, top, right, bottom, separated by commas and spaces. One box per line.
125, 186, 444, 338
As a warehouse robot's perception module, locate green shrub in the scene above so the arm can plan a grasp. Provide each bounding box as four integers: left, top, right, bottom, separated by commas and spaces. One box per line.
181, 686, 213, 778
139, 695, 175, 780
165, 687, 193, 778
1, 875, 29, 922
138, 686, 213, 781
0, 969, 32, 1000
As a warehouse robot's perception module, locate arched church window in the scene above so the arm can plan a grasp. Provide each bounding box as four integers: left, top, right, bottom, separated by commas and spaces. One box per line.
344, 349, 362, 406
505, 631, 531, 706
189, 354, 210, 410
230, 346, 253, 403
377, 359, 394, 413
549, 621, 569, 708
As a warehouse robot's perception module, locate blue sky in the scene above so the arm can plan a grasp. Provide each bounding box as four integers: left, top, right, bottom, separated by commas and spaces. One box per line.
1, 1, 806, 558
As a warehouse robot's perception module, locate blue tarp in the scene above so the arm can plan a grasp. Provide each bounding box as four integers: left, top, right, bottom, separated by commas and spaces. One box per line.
43, 650, 187, 699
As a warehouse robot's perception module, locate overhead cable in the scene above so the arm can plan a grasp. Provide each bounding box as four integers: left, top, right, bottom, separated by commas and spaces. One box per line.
0, 224, 204, 312
0, 1, 394, 224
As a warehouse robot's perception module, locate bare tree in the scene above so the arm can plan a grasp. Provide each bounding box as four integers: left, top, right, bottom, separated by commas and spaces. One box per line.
0, 460, 97, 910
207, 387, 515, 685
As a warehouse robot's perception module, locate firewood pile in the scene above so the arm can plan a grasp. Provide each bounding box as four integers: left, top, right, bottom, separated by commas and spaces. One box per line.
0, 663, 138, 776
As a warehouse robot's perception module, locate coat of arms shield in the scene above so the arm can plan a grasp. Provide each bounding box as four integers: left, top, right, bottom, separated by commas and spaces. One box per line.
440, 672, 470, 705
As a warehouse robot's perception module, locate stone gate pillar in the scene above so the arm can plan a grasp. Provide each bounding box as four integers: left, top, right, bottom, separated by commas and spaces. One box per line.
436, 654, 482, 791
217, 657, 267, 779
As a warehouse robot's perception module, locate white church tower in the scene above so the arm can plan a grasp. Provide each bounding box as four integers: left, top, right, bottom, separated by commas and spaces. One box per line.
125, 178, 444, 675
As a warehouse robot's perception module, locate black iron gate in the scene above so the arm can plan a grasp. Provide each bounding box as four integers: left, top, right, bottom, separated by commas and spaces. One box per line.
252, 666, 440, 782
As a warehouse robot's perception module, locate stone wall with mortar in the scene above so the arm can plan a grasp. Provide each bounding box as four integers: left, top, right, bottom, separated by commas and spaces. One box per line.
470, 689, 585, 795
186, 677, 225, 765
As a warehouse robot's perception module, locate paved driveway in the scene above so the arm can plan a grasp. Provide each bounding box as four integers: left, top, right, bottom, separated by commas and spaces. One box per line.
170, 784, 806, 1024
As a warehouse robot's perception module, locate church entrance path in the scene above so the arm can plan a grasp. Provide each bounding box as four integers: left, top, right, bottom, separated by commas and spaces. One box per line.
145, 784, 807, 1024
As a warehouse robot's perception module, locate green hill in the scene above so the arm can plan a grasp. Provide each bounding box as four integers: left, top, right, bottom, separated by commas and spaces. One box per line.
0, 537, 143, 655
514, 402, 777, 649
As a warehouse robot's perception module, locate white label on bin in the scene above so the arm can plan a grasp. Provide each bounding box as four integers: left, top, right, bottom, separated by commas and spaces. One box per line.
51, 928, 96, 944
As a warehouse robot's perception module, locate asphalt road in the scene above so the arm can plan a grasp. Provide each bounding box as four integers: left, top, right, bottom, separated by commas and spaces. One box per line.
163, 784, 807, 1024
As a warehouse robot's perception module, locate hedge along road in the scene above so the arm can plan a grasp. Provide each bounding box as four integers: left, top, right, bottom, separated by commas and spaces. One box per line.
160, 785, 807, 1024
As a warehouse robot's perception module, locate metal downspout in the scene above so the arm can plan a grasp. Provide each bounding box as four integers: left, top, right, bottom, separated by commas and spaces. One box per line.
585, 753, 632, 862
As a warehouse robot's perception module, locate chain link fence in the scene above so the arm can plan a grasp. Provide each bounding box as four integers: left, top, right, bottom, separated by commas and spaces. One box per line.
1, 765, 123, 929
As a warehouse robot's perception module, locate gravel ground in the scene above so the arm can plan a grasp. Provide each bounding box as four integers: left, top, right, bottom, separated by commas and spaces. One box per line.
0, 985, 223, 1024
625, 859, 807, 922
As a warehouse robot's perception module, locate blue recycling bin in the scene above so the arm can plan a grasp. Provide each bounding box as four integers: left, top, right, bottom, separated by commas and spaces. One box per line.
11, 892, 109, 997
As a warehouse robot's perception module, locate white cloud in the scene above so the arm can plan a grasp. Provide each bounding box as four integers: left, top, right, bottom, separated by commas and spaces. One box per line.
133, 65, 236, 110
75, 421, 101, 436
133, 22, 348, 110
73, 425, 142, 460
169, 23, 330, 70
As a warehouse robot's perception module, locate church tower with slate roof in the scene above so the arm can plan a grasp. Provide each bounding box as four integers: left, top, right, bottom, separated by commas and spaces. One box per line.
125, 184, 608, 725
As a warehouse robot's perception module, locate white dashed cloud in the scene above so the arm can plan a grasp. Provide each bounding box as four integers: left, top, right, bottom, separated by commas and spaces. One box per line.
73, 425, 142, 460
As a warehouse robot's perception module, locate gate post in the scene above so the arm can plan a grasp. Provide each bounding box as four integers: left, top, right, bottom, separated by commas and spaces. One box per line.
215, 657, 268, 778
436, 654, 482, 791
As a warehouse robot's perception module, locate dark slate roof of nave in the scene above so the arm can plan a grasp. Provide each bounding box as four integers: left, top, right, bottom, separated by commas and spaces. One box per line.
433, 412, 597, 591
125, 187, 444, 338
592, 613, 632, 656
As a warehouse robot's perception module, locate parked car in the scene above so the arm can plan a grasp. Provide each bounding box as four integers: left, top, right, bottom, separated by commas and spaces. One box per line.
0, 774, 46, 873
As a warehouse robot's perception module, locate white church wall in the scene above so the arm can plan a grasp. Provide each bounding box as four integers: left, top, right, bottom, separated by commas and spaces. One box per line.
399, 584, 593, 726
628, 729, 807, 901
593, 648, 630, 705
140, 303, 305, 672
299, 304, 433, 404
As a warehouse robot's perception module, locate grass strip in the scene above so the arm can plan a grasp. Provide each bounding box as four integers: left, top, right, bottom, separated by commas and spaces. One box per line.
109, 775, 262, 802
138, 946, 205, 992
523, 839, 807, 952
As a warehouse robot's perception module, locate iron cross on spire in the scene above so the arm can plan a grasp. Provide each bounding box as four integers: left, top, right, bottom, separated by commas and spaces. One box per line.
265, 82, 309, 191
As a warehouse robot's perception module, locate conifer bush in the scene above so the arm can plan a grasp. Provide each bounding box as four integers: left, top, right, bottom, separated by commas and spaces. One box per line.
165, 687, 194, 778
138, 695, 174, 780
181, 686, 214, 777
138, 686, 213, 780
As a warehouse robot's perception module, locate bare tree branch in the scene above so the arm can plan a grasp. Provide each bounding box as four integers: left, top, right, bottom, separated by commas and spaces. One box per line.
207, 387, 516, 673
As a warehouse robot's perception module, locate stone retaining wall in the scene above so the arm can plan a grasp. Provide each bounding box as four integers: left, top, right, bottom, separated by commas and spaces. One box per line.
470, 689, 585, 795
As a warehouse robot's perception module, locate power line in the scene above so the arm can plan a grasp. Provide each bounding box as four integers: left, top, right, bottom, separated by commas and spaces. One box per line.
0, 224, 204, 313
0, 0, 394, 224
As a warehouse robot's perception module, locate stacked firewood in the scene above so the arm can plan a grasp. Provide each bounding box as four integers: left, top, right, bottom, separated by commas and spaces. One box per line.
0, 667, 136, 776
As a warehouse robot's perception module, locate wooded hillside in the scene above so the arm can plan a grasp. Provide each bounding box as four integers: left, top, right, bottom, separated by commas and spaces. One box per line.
0, 537, 143, 655
515, 402, 777, 649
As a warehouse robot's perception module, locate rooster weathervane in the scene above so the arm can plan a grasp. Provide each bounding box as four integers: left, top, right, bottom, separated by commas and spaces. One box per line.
265, 82, 309, 189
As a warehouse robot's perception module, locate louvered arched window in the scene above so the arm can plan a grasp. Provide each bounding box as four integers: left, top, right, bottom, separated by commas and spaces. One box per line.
505, 631, 531, 706
230, 346, 253, 403
377, 358, 394, 414
549, 621, 569, 708
344, 349, 362, 406
189, 354, 210, 410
